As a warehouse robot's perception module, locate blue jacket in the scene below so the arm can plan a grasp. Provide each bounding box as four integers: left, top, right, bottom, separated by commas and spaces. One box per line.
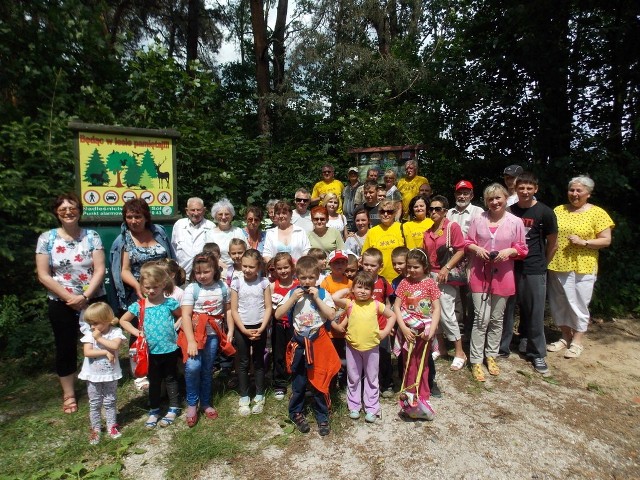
109, 223, 175, 310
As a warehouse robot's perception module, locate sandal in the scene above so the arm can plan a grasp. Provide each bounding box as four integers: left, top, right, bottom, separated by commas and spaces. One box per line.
145, 408, 161, 429
203, 407, 218, 420
564, 343, 584, 359
62, 395, 78, 414
159, 407, 181, 428
186, 406, 198, 427
485, 357, 500, 376
471, 364, 486, 382
547, 338, 568, 352
450, 356, 467, 371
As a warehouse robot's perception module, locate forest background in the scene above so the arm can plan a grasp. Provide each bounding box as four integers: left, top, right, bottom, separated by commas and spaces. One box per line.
0, 0, 638, 368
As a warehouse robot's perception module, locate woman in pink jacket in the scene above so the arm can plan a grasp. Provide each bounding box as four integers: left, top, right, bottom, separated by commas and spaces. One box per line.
465, 183, 528, 382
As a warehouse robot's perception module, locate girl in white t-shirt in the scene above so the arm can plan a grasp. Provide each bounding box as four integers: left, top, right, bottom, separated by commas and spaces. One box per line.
79, 302, 126, 445
179, 252, 232, 427
230, 249, 272, 416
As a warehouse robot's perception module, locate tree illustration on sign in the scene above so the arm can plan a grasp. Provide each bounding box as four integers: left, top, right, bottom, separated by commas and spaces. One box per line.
123, 155, 142, 188
138, 170, 154, 191
139, 150, 158, 181
106, 151, 136, 188
84, 148, 110, 186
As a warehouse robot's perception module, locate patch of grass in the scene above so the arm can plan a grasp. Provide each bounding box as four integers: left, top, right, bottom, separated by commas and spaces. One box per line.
0, 369, 363, 479
587, 382, 605, 395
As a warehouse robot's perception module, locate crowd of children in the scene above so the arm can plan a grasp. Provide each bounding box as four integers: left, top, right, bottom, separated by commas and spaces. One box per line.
79, 239, 445, 442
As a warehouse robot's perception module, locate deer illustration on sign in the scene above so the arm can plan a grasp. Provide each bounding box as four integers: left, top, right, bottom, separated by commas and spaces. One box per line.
154, 160, 170, 188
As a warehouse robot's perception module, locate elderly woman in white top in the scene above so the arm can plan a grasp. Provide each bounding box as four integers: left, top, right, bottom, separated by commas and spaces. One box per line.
263, 200, 311, 263
208, 198, 245, 268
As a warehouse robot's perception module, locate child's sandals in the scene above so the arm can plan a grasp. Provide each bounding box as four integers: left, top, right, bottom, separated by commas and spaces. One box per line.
159, 407, 181, 427
62, 395, 78, 414
186, 406, 199, 428
145, 408, 161, 429
203, 407, 218, 420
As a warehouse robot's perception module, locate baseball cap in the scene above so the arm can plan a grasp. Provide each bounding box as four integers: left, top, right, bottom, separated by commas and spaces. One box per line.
328, 250, 349, 264
348, 167, 359, 174
455, 180, 473, 191
503, 164, 523, 177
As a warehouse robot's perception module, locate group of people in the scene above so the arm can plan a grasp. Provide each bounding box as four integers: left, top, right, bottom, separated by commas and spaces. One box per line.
35, 162, 614, 441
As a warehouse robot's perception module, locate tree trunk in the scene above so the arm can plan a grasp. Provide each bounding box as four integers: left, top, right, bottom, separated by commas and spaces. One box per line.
186, 0, 201, 67
250, 0, 271, 139
272, 0, 288, 93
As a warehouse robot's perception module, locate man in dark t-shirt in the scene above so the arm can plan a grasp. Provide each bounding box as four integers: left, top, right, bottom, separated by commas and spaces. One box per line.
361, 180, 381, 227
500, 172, 558, 374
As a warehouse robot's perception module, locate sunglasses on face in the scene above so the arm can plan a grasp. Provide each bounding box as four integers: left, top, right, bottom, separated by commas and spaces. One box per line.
429, 206, 444, 212
295, 198, 309, 203
57, 207, 79, 214
312, 217, 326, 222
379, 209, 395, 215
322, 170, 332, 174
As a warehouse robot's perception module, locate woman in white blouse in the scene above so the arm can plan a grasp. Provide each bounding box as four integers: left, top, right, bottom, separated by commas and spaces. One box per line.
262, 200, 310, 263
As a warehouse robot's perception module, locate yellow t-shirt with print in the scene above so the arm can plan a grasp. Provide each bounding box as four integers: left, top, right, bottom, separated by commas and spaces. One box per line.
397, 175, 429, 219
402, 218, 434, 249
312, 179, 345, 213
345, 299, 385, 351
362, 222, 405, 283
547, 205, 614, 275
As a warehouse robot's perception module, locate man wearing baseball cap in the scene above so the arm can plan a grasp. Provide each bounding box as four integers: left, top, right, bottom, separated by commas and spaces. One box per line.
503, 164, 524, 206
342, 167, 362, 233
446, 180, 484, 340
446, 180, 484, 237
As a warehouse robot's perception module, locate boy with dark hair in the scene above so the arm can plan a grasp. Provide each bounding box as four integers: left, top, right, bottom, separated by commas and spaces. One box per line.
361, 180, 381, 227
275, 256, 340, 436
499, 172, 558, 374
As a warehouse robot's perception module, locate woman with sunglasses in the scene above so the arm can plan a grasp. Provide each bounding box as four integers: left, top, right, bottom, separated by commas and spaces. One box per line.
263, 200, 311, 263
307, 205, 345, 255
402, 194, 434, 249
36, 193, 107, 414
361, 199, 406, 282
423, 195, 467, 370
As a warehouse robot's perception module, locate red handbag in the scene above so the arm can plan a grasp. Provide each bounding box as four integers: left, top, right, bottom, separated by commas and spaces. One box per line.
131, 299, 149, 378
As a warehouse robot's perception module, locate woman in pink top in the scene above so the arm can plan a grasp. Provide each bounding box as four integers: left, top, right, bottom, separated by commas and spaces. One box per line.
465, 183, 528, 382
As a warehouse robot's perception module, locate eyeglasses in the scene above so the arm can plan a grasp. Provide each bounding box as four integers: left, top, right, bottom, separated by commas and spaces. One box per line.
429, 206, 445, 212
57, 207, 79, 214
379, 209, 395, 215
295, 198, 309, 203
312, 217, 326, 222
246, 218, 261, 223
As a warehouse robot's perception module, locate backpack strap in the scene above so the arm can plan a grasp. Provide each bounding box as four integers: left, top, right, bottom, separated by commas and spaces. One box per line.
192, 282, 200, 302
47, 229, 57, 268
138, 298, 146, 332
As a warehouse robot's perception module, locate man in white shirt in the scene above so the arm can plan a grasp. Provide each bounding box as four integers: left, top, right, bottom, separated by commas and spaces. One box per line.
446, 180, 484, 237
171, 197, 215, 278
291, 188, 314, 232
446, 180, 484, 341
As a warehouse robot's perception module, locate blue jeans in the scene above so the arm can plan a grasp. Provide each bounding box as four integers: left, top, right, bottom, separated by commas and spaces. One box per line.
184, 335, 219, 408
289, 345, 329, 424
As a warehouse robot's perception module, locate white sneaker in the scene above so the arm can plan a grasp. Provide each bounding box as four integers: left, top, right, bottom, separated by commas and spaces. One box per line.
519, 338, 528, 354
251, 397, 265, 415
238, 397, 251, 416
274, 389, 286, 401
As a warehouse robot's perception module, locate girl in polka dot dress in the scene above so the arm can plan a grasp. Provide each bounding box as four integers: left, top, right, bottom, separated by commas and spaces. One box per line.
393, 248, 441, 420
